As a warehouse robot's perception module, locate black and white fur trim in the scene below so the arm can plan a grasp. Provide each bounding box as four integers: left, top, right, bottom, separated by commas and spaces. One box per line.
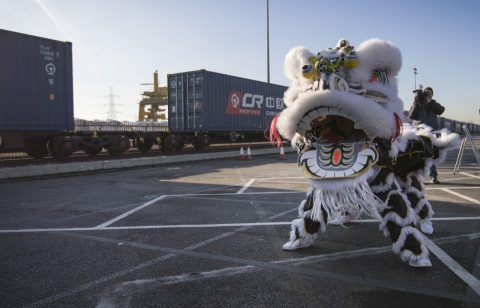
370, 171, 396, 194
378, 190, 416, 236
396, 169, 427, 189
415, 199, 434, 221
298, 199, 307, 217
392, 226, 429, 262
289, 218, 318, 243
400, 170, 434, 221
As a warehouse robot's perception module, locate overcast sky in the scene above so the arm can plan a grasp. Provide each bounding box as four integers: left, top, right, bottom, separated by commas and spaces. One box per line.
1, 0, 479, 124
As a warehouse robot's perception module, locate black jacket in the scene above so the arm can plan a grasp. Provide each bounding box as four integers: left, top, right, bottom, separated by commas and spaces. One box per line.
409, 94, 445, 130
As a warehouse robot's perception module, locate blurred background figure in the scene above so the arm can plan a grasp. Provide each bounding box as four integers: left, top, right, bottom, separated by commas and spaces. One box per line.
409, 86, 445, 184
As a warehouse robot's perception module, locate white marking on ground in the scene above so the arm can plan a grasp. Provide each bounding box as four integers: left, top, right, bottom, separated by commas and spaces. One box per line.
440, 188, 480, 205
95, 232, 480, 306
96, 245, 393, 307
176, 195, 298, 206
427, 186, 480, 190
256, 176, 305, 181
427, 195, 462, 204
432, 217, 480, 221
425, 238, 480, 297
236, 179, 255, 194
168, 191, 304, 197
438, 177, 473, 182
0, 222, 294, 234
3, 217, 480, 234
459, 172, 480, 180
26, 207, 298, 307
256, 178, 308, 183
95, 195, 168, 228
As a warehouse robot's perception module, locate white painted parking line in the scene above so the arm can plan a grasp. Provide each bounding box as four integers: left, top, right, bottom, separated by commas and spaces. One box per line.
432, 216, 480, 221
27, 207, 298, 307
438, 177, 473, 182
0, 222, 294, 234
428, 186, 480, 190
2, 217, 480, 234
257, 176, 305, 181
71, 232, 477, 304
440, 188, 480, 205
98, 233, 480, 305
349, 217, 480, 223
169, 191, 305, 197
424, 238, 480, 297
236, 179, 255, 194
95, 195, 168, 228
460, 172, 480, 180
256, 180, 309, 185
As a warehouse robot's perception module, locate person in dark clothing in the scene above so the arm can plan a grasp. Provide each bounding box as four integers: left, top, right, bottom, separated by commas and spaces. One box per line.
409, 86, 445, 184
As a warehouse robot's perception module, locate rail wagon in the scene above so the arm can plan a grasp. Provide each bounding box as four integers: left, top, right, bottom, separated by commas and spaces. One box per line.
0, 29, 287, 158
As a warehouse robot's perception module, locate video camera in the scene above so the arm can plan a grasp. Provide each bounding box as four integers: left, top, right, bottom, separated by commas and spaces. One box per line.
413, 86, 427, 104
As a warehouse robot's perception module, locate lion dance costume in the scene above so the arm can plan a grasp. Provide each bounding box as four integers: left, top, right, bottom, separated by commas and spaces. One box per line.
270, 39, 460, 267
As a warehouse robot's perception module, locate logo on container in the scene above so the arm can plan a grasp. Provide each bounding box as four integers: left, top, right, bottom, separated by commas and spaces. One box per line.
45, 63, 56, 76
226, 91, 284, 116
226, 91, 262, 116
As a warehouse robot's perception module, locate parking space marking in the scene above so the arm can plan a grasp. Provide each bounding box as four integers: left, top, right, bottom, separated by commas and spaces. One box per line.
98, 233, 480, 306
440, 188, 480, 205
2, 217, 480, 234
256, 179, 308, 184
7, 158, 479, 305
256, 176, 305, 181
432, 217, 480, 221
168, 191, 305, 197
24, 254, 176, 308
236, 179, 255, 194
437, 177, 473, 182
95, 195, 168, 228
425, 238, 480, 297
27, 207, 298, 307
94, 185, 263, 229
460, 172, 480, 180
60, 232, 471, 303
348, 217, 480, 223
428, 186, 480, 190
1, 187, 479, 234
0, 222, 295, 234
177, 195, 300, 208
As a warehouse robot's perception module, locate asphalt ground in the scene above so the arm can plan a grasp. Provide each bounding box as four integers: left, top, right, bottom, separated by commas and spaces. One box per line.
1, 150, 480, 307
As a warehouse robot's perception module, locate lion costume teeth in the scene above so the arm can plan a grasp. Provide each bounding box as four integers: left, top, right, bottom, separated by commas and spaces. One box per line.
274, 38, 460, 267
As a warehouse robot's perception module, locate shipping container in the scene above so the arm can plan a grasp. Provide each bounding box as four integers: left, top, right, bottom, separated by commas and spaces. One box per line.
167, 70, 287, 134
0, 29, 74, 132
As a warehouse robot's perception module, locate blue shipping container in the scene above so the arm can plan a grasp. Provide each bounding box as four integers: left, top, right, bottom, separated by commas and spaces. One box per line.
167, 70, 287, 133
0, 29, 74, 131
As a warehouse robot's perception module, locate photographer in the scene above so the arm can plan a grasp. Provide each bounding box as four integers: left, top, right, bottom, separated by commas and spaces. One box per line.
409, 86, 445, 184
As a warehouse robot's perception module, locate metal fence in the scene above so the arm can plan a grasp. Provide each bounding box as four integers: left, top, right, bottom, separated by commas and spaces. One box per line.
74, 119, 169, 132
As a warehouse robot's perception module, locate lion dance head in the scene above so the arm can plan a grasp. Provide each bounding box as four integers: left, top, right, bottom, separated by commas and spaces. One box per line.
272, 38, 404, 184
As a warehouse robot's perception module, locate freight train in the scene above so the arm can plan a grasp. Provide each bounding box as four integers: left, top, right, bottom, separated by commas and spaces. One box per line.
0, 29, 286, 158
1, 29, 478, 159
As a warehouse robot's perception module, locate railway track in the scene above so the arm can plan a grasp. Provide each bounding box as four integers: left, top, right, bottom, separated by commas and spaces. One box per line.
0, 142, 276, 169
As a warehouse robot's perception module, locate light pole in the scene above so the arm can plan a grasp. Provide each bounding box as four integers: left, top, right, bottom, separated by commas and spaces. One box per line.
413, 67, 417, 90
266, 0, 270, 83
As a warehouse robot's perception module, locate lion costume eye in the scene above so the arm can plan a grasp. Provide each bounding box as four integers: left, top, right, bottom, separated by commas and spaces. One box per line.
302, 64, 315, 79
369, 69, 389, 85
